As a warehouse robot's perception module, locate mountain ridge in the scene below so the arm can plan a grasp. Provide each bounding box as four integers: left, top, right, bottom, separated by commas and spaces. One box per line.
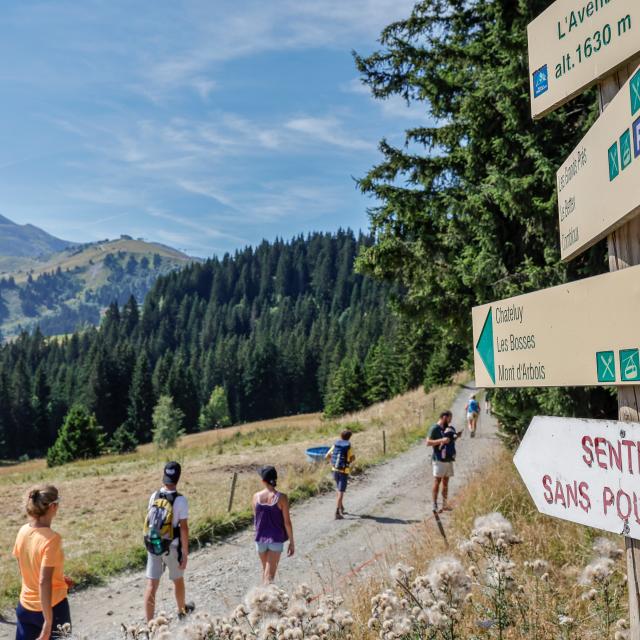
0, 214, 76, 257
0, 217, 196, 338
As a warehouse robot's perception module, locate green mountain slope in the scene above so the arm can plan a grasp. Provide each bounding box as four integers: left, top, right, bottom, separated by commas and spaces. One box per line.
0, 214, 76, 258
0, 237, 195, 338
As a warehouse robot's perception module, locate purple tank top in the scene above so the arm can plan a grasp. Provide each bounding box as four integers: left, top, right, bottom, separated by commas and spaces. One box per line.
254, 493, 288, 544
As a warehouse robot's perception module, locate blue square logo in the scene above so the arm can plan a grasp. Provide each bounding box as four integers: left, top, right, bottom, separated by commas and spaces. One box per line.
608, 142, 619, 181
634, 116, 640, 159
533, 65, 549, 98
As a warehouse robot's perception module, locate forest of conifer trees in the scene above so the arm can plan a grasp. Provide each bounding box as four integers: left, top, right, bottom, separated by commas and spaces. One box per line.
0, 231, 430, 462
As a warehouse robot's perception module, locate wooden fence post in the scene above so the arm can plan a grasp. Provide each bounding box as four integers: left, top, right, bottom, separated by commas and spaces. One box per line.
600, 58, 640, 640
227, 472, 238, 513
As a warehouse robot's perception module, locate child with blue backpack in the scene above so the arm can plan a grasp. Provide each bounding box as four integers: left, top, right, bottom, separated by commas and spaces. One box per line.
325, 430, 355, 520
466, 394, 481, 437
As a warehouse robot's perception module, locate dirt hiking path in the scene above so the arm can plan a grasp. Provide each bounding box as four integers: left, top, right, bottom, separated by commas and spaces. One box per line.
0, 384, 497, 639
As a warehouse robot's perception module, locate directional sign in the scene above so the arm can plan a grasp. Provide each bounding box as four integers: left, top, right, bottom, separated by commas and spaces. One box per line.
528, 0, 640, 120
472, 263, 640, 388
558, 66, 640, 261
514, 416, 640, 539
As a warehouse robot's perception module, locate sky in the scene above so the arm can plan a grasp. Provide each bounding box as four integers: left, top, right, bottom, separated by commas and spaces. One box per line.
0, 0, 426, 258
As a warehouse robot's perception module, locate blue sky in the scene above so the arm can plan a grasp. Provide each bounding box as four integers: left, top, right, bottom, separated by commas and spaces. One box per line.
0, 0, 425, 257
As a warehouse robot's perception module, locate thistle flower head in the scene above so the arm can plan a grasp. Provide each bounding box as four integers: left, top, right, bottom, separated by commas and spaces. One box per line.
592, 537, 623, 560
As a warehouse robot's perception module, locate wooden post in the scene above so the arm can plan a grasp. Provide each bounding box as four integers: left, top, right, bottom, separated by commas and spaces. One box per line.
601, 57, 640, 639
382, 430, 387, 455
227, 472, 238, 513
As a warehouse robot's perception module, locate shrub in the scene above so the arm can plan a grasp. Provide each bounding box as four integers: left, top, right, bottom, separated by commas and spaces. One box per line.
152, 395, 185, 450
199, 386, 232, 431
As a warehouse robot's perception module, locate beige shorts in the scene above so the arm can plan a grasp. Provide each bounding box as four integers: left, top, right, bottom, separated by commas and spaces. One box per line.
433, 461, 454, 478
146, 545, 183, 581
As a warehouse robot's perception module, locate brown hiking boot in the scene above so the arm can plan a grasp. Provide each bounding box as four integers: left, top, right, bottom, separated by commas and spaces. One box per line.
335, 510, 344, 520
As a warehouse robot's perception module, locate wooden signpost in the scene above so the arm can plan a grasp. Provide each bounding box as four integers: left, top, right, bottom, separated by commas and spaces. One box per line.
472, 0, 640, 634
528, 0, 640, 119
514, 416, 640, 537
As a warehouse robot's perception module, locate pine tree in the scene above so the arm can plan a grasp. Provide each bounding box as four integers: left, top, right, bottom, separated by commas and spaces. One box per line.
31, 366, 52, 448
152, 395, 185, 450
354, 0, 613, 431
167, 357, 199, 432
47, 405, 105, 467
199, 386, 231, 431
126, 352, 155, 442
364, 339, 401, 404
0, 373, 13, 459
324, 357, 367, 418
110, 421, 138, 454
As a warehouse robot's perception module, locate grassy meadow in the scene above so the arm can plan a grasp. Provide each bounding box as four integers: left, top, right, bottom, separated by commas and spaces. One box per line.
0, 378, 465, 613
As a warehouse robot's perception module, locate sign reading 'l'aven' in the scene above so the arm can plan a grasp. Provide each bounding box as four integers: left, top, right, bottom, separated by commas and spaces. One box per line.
528, 0, 640, 119
472, 263, 640, 389
515, 416, 640, 539
558, 65, 640, 261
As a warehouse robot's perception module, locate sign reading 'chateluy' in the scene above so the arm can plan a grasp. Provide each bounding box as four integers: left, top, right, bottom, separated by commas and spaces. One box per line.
514, 416, 640, 539
558, 65, 640, 261
472, 263, 640, 388
528, 0, 640, 119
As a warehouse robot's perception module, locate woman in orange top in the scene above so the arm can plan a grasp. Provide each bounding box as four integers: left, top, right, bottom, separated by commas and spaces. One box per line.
12, 485, 72, 640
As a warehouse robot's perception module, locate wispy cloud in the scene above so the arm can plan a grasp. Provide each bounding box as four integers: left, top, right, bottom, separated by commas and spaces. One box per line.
1, 0, 414, 255
285, 116, 374, 151
147, 209, 248, 244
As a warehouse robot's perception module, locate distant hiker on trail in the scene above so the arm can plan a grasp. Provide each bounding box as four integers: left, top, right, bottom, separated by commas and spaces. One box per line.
325, 429, 355, 520
466, 394, 480, 437
143, 461, 194, 622
12, 484, 73, 640
253, 466, 295, 584
426, 411, 461, 513
484, 390, 492, 416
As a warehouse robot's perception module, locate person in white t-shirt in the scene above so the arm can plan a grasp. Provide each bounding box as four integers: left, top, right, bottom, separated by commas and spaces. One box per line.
143, 461, 194, 622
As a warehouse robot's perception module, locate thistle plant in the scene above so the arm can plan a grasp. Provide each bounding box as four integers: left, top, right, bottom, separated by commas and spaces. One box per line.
578, 538, 625, 638
458, 513, 522, 639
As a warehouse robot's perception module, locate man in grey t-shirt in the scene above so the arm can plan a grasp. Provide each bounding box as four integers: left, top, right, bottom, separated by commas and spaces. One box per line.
143, 462, 194, 622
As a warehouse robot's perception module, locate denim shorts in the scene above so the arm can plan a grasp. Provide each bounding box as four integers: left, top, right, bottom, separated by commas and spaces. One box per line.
256, 541, 285, 553
334, 471, 349, 492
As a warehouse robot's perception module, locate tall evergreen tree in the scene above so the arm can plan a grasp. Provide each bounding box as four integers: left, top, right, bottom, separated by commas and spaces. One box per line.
47, 405, 105, 467
31, 366, 52, 448
324, 357, 367, 418
125, 352, 156, 442
0, 372, 13, 458
354, 0, 615, 434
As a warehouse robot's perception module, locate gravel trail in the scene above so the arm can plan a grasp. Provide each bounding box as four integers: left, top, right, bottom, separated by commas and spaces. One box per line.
0, 383, 497, 639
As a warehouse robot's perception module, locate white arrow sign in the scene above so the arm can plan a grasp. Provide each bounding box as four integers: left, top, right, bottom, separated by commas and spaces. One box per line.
514, 416, 640, 539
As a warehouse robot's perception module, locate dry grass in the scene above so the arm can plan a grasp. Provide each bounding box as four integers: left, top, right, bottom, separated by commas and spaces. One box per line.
0, 377, 466, 613
346, 448, 628, 639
